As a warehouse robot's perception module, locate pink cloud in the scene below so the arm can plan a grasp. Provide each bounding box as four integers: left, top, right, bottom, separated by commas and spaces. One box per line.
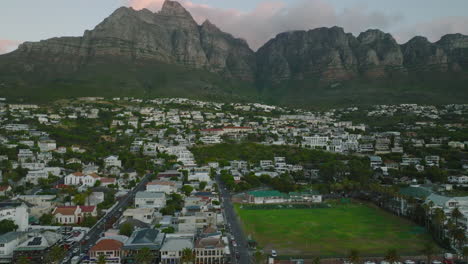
395, 16, 468, 43
126, 0, 403, 50
0, 40, 21, 54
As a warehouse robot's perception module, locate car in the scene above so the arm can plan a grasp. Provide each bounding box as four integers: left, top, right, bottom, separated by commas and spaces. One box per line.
85, 235, 90, 240
433, 261, 443, 264
271, 250, 277, 257
365, 261, 376, 264
405, 261, 416, 264
73, 248, 79, 254
232, 241, 237, 247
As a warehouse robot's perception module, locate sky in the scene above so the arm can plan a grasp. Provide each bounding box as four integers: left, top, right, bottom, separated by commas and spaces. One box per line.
1, 0, 468, 53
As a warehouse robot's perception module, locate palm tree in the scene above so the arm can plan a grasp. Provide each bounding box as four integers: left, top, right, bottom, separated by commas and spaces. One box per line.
348, 249, 361, 264
313, 256, 321, 264
97, 254, 107, 264
421, 243, 436, 264
46, 245, 65, 264
385, 249, 400, 264
462, 247, 468, 262
453, 229, 466, 250
253, 250, 266, 264
181, 248, 195, 264
432, 208, 446, 240
452, 207, 463, 226
17, 256, 30, 264
135, 247, 154, 264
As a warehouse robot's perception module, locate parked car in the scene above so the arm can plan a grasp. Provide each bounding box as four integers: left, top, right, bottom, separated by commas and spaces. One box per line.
405, 260, 416, 264
271, 250, 277, 257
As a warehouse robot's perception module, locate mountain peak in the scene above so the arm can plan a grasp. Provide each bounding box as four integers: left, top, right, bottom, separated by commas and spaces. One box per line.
160, 0, 192, 18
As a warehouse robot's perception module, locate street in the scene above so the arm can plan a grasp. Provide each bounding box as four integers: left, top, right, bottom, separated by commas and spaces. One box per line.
216, 174, 251, 264
62, 173, 151, 263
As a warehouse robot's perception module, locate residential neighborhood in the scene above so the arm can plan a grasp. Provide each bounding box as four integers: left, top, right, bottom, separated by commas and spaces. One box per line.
0, 97, 466, 264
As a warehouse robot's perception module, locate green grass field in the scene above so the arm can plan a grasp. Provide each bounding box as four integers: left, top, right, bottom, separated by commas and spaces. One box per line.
235, 202, 437, 257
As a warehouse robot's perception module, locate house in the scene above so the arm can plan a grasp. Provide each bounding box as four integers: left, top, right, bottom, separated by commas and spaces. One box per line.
104, 156, 122, 168
16, 195, 56, 218
194, 236, 226, 264
135, 192, 166, 209
0, 186, 11, 196
289, 191, 322, 203
52, 205, 97, 225
0, 232, 29, 264
146, 181, 177, 194
12, 231, 62, 264
122, 229, 165, 264
88, 238, 124, 264
37, 139, 56, 152
122, 208, 156, 225
160, 237, 194, 264
64, 172, 100, 187
100, 177, 117, 187
0, 202, 29, 231
157, 170, 182, 179
449, 175, 468, 184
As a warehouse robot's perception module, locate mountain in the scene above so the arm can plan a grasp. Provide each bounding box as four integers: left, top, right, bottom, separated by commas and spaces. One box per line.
0, 0, 467, 106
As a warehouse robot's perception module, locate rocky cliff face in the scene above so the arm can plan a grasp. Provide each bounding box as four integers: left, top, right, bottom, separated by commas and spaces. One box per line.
257, 27, 468, 83
12, 0, 256, 80
3, 0, 468, 87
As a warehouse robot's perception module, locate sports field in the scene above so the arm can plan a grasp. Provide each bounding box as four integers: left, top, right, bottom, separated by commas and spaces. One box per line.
235, 202, 437, 257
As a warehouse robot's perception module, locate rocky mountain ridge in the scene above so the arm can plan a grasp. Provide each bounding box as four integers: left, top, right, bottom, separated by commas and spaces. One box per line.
1, 0, 467, 105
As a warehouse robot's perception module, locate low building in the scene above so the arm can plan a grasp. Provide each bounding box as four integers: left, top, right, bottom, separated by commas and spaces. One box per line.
246, 191, 288, 204
88, 238, 124, 264
52, 205, 97, 225
194, 236, 225, 264
122, 228, 165, 264
135, 192, 166, 209
160, 237, 194, 264
0, 232, 29, 264
12, 231, 62, 264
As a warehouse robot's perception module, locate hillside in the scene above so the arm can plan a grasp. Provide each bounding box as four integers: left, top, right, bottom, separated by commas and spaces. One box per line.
0, 0, 467, 106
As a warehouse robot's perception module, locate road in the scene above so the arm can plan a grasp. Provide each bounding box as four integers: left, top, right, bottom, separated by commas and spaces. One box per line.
62, 173, 152, 263
216, 174, 251, 264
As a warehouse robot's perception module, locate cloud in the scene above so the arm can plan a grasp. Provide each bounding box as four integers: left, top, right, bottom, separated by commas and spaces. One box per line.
126, 0, 403, 50
0, 40, 21, 54
395, 16, 468, 43
126, 0, 468, 49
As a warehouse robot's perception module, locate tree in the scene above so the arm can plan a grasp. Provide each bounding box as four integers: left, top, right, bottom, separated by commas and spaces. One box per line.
312, 257, 321, 264
81, 216, 98, 228
46, 245, 65, 264
73, 193, 86, 206
17, 256, 30, 264
462, 247, 468, 262
39, 213, 54, 225
119, 222, 133, 237
348, 249, 361, 264
97, 254, 107, 264
162, 226, 175, 233
181, 248, 195, 264
0, 219, 18, 234
452, 207, 463, 226
421, 243, 436, 264
384, 249, 400, 264
181, 185, 194, 196
135, 247, 153, 264
198, 181, 207, 191
254, 250, 266, 264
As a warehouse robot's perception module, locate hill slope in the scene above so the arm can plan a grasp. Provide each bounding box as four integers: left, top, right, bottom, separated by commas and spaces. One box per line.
0, 0, 467, 106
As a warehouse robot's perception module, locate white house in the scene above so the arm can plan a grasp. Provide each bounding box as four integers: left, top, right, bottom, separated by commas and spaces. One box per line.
52, 205, 97, 225
123, 208, 156, 224
0, 202, 29, 231
104, 156, 122, 168
146, 181, 177, 194
64, 172, 100, 187
25, 170, 49, 185
0, 232, 29, 263
135, 192, 166, 209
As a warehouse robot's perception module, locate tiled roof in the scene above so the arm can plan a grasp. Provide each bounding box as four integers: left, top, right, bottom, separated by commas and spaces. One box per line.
90, 239, 123, 251
72, 172, 84, 176
79, 206, 96, 213
54, 206, 78, 216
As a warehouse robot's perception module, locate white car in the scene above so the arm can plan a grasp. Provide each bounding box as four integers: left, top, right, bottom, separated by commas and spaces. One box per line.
432, 261, 442, 264
271, 250, 277, 257
365, 261, 376, 264
405, 260, 415, 264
